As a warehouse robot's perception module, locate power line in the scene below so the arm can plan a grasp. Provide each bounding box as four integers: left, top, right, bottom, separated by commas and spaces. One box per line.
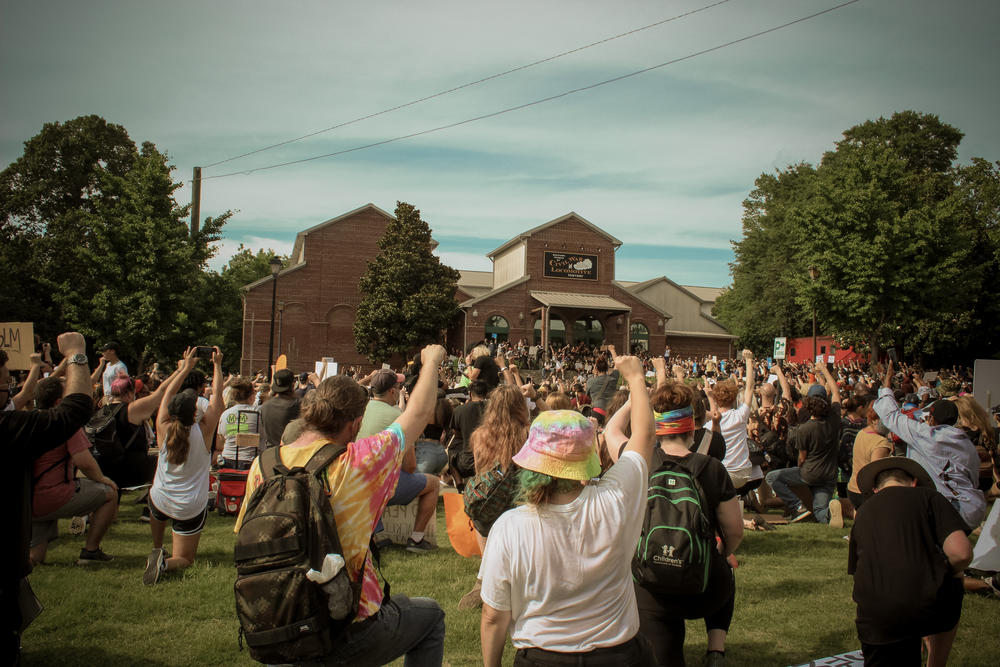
200, 0, 862, 182
200, 0, 735, 169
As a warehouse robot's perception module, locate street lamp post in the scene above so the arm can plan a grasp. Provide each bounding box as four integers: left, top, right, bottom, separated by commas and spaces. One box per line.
266, 257, 282, 380
809, 265, 819, 362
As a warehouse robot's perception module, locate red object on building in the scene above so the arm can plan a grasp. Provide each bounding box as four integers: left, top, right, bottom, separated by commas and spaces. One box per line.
783, 335, 863, 364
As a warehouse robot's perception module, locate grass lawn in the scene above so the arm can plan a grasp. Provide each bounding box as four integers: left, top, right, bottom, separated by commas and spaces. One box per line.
22, 494, 999, 666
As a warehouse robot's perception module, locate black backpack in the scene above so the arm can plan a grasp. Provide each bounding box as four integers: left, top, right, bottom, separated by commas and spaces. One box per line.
84, 404, 141, 463
234, 443, 361, 664
632, 450, 714, 595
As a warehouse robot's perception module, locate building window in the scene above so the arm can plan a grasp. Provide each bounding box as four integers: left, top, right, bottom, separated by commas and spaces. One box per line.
572, 317, 603, 347
533, 315, 567, 346
630, 322, 649, 352
485, 314, 510, 342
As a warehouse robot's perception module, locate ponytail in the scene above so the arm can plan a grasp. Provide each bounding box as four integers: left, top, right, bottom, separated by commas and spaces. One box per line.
165, 419, 192, 465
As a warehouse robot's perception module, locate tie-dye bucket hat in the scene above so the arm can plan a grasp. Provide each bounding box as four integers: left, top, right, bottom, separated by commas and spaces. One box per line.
512, 410, 601, 481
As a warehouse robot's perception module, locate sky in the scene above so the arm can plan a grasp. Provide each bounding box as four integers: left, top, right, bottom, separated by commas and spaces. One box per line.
2, 0, 998, 288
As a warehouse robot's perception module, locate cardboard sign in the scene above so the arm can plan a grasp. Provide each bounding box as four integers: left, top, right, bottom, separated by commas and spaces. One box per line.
973, 359, 1000, 415
815, 355, 824, 364
0, 322, 34, 370
275, 354, 287, 370
827, 355, 835, 364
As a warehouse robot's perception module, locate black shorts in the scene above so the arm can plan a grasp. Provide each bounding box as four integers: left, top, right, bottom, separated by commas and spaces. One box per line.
148, 497, 209, 535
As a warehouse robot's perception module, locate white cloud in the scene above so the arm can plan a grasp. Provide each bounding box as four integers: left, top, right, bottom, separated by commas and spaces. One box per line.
208, 236, 296, 272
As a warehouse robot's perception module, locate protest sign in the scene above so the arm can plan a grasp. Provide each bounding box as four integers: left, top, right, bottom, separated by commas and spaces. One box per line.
0, 322, 34, 370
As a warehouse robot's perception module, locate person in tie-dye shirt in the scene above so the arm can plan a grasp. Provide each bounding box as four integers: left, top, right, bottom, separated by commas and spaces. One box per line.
236, 344, 448, 666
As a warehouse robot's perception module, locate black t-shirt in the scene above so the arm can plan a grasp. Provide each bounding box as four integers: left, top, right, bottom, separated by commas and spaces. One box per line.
689, 427, 727, 461
848, 486, 966, 644
259, 393, 301, 448
656, 450, 737, 538
794, 403, 842, 485
450, 400, 486, 453
473, 356, 500, 390
113, 402, 147, 453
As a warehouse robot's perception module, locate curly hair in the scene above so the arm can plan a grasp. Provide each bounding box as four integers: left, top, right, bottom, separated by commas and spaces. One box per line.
804, 395, 830, 419
713, 380, 738, 408
651, 381, 696, 414
470, 385, 530, 474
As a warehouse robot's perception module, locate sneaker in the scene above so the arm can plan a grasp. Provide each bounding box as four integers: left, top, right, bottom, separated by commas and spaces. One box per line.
69, 515, 88, 535
791, 508, 813, 523
143, 547, 166, 585
77, 548, 113, 565
705, 650, 726, 667
405, 537, 438, 554
984, 574, 1000, 599
373, 530, 393, 551
457, 580, 483, 611
828, 499, 844, 529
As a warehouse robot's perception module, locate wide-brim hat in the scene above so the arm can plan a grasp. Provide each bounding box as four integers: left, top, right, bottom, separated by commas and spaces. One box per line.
857, 456, 935, 497
271, 369, 295, 394
512, 410, 601, 481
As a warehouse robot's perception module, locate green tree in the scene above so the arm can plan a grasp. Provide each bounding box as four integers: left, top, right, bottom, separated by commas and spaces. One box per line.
354, 202, 460, 363
0, 115, 231, 367
198, 245, 286, 366
715, 111, 999, 363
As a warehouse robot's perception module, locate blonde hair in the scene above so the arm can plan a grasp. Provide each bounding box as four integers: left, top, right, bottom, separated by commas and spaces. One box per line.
469, 345, 490, 360
470, 385, 530, 474
955, 396, 996, 448
165, 420, 191, 466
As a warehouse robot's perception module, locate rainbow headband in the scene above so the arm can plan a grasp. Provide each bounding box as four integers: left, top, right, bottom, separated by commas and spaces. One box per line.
654, 406, 695, 435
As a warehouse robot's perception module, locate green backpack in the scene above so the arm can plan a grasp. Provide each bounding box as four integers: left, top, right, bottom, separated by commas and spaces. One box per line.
234, 443, 360, 663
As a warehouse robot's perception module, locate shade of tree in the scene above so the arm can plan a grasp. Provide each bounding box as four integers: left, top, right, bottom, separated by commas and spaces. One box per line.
354, 202, 460, 363
714, 111, 1000, 363
0, 115, 232, 367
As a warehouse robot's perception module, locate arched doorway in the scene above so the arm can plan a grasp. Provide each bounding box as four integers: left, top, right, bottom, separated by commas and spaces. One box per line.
572, 316, 604, 347
630, 322, 650, 352
485, 314, 510, 342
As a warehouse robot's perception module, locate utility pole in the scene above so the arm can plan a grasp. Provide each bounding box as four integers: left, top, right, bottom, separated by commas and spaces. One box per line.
190, 166, 201, 236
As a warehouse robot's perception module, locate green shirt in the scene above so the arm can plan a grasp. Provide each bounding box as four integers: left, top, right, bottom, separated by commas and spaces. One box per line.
358, 399, 402, 440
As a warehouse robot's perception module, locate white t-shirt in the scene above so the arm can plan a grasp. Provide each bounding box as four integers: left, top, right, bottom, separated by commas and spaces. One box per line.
102, 360, 128, 396
479, 451, 649, 652
719, 402, 752, 473
150, 424, 211, 520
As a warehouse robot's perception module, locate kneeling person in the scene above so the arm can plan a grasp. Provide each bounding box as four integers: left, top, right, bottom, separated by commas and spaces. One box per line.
849, 457, 972, 666
31, 378, 119, 565
236, 345, 448, 665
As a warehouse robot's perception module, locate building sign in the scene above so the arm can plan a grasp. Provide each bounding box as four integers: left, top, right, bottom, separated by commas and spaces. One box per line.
543, 251, 598, 280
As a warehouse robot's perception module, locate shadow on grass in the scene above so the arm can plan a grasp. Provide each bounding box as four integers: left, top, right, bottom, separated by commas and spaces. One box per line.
23, 645, 173, 667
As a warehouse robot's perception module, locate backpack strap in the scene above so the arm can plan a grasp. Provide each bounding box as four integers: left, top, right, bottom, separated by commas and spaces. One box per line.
695, 429, 713, 456
305, 442, 348, 475
258, 445, 284, 480
33, 452, 72, 487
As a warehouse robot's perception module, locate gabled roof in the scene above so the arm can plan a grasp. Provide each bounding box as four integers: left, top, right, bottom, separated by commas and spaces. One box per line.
459, 275, 532, 307
682, 285, 726, 302
610, 280, 672, 320
622, 276, 732, 334
457, 270, 493, 297
487, 212, 622, 259
288, 203, 397, 266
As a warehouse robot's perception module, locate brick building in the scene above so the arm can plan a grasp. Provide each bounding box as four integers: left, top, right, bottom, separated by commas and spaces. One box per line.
241, 204, 734, 375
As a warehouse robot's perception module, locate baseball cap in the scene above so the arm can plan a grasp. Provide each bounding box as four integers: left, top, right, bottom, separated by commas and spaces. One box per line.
271, 369, 295, 394
371, 369, 405, 394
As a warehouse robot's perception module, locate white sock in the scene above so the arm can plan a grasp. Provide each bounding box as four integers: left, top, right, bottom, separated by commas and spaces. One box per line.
410, 531, 424, 543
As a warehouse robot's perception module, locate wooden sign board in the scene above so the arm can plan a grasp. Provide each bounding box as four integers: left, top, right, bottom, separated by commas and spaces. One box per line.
0, 322, 34, 370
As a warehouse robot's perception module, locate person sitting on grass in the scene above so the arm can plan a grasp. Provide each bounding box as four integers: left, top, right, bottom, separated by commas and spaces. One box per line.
143, 346, 223, 585
849, 457, 972, 666
30, 377, 119, 566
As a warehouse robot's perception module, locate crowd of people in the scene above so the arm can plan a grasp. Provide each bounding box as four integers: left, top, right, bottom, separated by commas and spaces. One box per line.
3, 332, 999, 666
